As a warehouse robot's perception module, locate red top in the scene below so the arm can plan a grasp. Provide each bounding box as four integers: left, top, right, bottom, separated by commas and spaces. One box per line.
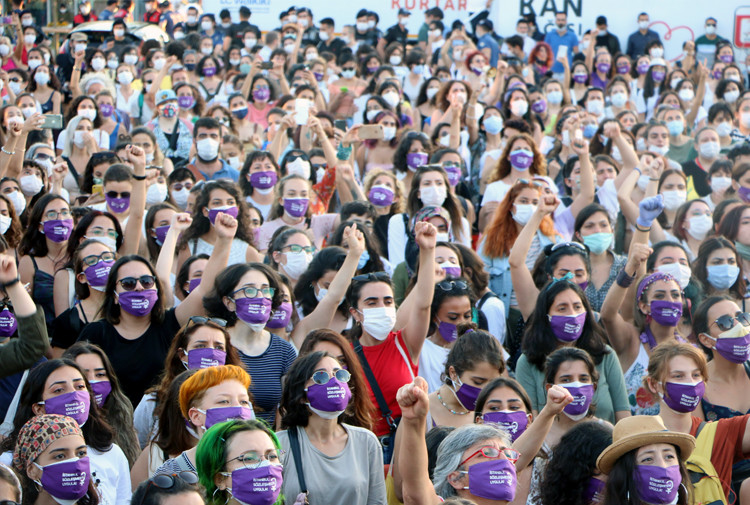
359, 330, 418, 436
690, 415, 750, 498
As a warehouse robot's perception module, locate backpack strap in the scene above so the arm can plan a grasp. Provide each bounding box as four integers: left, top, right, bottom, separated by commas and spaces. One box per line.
289, 426, 308, 495
477, 291, 499, 311
354, 339, 397, 432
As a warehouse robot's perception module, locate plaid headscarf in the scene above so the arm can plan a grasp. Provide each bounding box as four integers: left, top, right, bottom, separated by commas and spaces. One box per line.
410, 206, 453, 240
12, 415, 83, 471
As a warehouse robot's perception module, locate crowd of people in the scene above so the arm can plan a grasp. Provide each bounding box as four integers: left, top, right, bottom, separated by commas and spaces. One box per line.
0, 1, 748, 505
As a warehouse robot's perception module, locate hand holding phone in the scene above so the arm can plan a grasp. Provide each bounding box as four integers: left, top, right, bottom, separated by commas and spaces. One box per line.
295, 99, 310, 126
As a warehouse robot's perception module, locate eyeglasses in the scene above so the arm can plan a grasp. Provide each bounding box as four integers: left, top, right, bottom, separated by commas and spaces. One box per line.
35, 153, 54, 161
0, 300, 14, 311
712, 312, 750, 332
82, 251, 116, 266
352, 271, 391, 283
171, 182, 193, 191
8, 77, 20, 83
550, 241, 588, 253
232, 285, 275, 299
283, 244, 315, 254
437, 280, 468, 291
45, 209, 72, 220
459, 446, 520, 467
138, 472, 199, 505
118, 275, 156, 291
188, 316, 227, 327
87, 228, 119, 240
311, 369, 351, 385
224, 449, 285, 471
106, 191, 131, 199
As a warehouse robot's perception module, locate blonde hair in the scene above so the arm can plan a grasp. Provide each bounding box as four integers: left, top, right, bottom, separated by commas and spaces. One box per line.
363, 168, 405, 214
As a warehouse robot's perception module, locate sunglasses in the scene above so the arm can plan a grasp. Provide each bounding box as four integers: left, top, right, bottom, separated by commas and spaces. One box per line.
352, 271, 391, 283
712, 312, 750, 332
106, 191, 131, 199
311, 369, 351, 385
550, 241, 587, 253
459, 446, 520, 467
188, 316, 227, 327
82, 251, 116, 266
118, 275, 156, 291
437, 280, 468, 291
138, 472, 199, 505
171, 182, 193, 191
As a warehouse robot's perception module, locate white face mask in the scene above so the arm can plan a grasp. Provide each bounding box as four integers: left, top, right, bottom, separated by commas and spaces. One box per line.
7, 190, 25, 214
85, 235, 117, 250
710, 176, 732, 193
287, 158, 311, 179
152, 58, 166, 71
724, 90, 740, 103
661, 189, 687, 211
656, 262, 691, 290
678, 89, 695, 102
686, 214, 713, 241
610, 92, 627, 108
426, 88, 439, 99
73, 130, 87, 148
382, 126, 396, 141
171, 187, 190, 209
91, 57, 105, 71
510, 100, 528, 116
587, 99, 604, 115
420, 184, 447, 207
146, 183, 168, 205
512, 203, 537, 225
0, 214, 12, 234
227, 156, 241, 169
648, 144, 669, 156
699, 141, 720, 159
359, 306, 397, 341
19, 175, 43, 196
382, 91, 400, 108
716, 122, 732, 137
282, 250, 313, 280
117, 71, 134, 85
124, 54, 138, 65
196, 138, 220, 161
78, 109, 96, 122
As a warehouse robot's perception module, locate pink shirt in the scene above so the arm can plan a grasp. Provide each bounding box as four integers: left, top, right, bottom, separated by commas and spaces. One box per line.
248, 102, 272, 129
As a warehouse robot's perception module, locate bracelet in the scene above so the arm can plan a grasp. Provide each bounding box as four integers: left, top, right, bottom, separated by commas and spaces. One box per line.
616, 269, 636, 288
649, 177, 659, 181
634, 166, 642, 175
74, 67, 82, 71
0, 147, 14, 155
635, 223, 651, 232
0, 277, 20, 289
133, 174, 147, 181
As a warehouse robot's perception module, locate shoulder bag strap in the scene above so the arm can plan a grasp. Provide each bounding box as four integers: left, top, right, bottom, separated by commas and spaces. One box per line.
289, 426, 307, 493
354, 340, 396, 431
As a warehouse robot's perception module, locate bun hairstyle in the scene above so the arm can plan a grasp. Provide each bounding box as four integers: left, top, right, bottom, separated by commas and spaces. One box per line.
442, 323, 505, 385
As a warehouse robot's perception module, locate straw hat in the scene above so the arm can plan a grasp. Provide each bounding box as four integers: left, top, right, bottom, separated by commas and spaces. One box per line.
596, 415, 695, 474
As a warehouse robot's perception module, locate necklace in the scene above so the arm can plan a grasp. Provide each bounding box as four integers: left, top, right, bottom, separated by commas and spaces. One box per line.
437, 390, 469, 415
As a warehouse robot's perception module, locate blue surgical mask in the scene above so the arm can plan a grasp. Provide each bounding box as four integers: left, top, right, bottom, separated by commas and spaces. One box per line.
706, 264, 740, 290
483, 115, 503, 135
358, 250, 370, 270
667, 119, 684, 136
583, 124, 598, 139
582, 232, 613, 255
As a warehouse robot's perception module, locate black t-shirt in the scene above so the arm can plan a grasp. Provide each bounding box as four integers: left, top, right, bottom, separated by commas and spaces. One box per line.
78, 308, 181, 407
51, 305, 87, 350
228, 21, 258, 48
682, 158, 711, 197
317, 38, 347, 59
384, 24, 408, 48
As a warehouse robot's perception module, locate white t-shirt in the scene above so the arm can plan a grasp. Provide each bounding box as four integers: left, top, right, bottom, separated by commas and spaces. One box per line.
481, 179, 512, 205
56, 128, 110, 151
418, 338, 451, 393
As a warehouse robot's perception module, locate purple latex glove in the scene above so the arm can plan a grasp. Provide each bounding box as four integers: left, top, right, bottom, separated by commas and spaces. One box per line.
636, 194, 665, 228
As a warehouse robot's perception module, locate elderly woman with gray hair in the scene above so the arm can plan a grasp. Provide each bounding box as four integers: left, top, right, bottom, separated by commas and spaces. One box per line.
396, 376, 573, 505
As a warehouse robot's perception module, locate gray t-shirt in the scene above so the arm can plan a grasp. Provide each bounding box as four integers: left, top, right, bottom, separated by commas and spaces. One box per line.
276, 423, 386, 505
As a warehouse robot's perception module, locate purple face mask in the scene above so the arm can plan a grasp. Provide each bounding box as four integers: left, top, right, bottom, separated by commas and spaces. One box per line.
153, 224, 170, 246
463, 458, 517, 502
531, 99, 547, 114
253, 87, 271, 101
105, 194, 130, 213
99, 103, 114, 117
454, 379, 481, 410
578, 281, 589, 290
509, 149, 534, 170
596, 62, 611, 74
177, 95, 195, 109
368, 186, 395, 207
712, 70, 723, 80
203, 66, 217, 77
313, 71, 324, 82
738, 186, 750, 203
616, 63, 631, 74
42, 219, 74, 242
235, 297, 272, 326
84, 259, 114, 289
307, 377, 352, 413
250, 170, 278, 190
548, 312, 587, 342
652, 70, 666, 82
266, 301, 293, 329
482, 411, 529, 442
0, 307, 17, 337
560, 382, 594, 418
43, 390, 91, 426
719, 54, 734, 63
437, 320, 458, 342
637, 63, 650, 75
443, 164, 462, 186
573, 73, 588, 84
118, 289, 158, 317
633, 464, 681, 505
442, 265, 462, 277
584, 477, 606, 504
203, 406, 255, 428
662, 380, 704, 413
406, 152, 428, 170
208, 205, 239, 225
710, 323, 750, 363
90, 380, 111, 407
283, 198, 309, 218
649, 300, 683, 327
227, 464, 283, 505
36, 457, 91, 502
187, 348, 227, 369
187, 278, 201, 293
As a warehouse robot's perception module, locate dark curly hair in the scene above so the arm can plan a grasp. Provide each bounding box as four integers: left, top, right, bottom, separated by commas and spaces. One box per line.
540, 421, 613, 505
202, 263, 283, 326
443, 322, 505, 386
293, 246, 347, 317
327, 220, 385, 274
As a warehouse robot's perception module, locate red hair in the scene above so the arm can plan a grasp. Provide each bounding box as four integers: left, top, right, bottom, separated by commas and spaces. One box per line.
482, 182, 557, 258
179, 365, 252, 418
529, 41, 553, 69
464, 50, 485, 70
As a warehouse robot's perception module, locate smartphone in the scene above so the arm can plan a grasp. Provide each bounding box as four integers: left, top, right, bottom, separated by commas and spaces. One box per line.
294, 98, 310, 126
92, 184, 103, 196
260, 61, 273, 70
358, 124, 384, 140
557, 45, 568, 60
574, 129, 583, 142
334, 119, 347, 131
41, 114, 63, 129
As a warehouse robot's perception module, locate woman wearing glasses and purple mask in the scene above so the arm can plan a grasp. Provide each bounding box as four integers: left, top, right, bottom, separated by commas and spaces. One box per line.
277, 351, 385, 504
77, 209, 237, 408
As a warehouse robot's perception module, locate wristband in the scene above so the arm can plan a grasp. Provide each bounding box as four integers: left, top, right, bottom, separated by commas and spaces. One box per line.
649, 177, 659, 181
0, 277, 20, 289
635, 223, 651, 232
616, 269, 636, 288
336, 143, 352, 161
133, 174, 147, 181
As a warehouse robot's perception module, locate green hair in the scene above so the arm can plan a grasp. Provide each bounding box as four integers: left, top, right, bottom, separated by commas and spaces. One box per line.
195, 419, 284, 505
